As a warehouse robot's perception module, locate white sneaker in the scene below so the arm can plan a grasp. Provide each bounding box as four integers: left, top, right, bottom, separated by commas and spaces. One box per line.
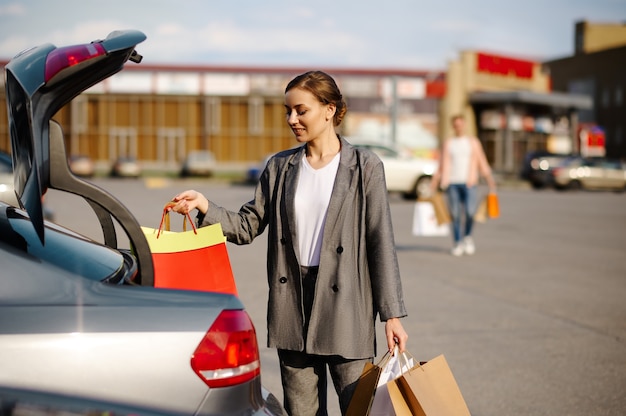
451, 243, 464, 257
464, 236, 475, 255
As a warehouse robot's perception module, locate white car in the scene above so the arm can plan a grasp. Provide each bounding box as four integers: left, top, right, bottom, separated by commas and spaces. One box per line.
181, 150, 217, 177
352, 142, 438, 198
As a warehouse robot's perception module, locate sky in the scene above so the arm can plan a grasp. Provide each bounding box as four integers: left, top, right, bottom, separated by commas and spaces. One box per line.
0, 0, 625, 71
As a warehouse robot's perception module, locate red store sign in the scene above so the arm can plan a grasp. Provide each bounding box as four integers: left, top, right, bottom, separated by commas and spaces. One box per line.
476, 52, 535, 79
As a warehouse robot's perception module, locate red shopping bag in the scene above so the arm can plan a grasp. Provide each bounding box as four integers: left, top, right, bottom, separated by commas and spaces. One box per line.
142, 202, 238, 295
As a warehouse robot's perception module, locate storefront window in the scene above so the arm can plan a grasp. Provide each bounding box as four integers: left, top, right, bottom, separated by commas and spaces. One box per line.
615, 86, 623, 106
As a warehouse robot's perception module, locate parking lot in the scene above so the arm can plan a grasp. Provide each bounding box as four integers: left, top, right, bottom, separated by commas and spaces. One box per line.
46, 179, 626, 416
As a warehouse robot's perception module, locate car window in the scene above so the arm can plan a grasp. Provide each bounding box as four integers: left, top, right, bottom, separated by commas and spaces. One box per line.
2, 208, 130, 283
603, 160, 620, 169
0, 153, 12, 174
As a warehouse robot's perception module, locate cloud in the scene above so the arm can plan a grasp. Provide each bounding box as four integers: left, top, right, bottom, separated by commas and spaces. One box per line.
0, 0, 623, 69
138, 17, 370, 67
0, 3, 26, 16
429, 18, 482, 34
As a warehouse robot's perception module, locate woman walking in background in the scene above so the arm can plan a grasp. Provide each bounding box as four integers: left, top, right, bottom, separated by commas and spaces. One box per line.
170, 70, 408, 416
431, 114, 497, 256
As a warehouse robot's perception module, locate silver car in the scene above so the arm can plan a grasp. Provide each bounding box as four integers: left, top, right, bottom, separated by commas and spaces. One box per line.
0, 385, 184, 415
0, 30, 284, 415
553, 157, 626, 191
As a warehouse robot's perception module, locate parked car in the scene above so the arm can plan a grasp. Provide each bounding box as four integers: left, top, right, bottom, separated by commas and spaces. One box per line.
68, 154, 96, 178
246, 153, 273, 184
0, 385, 182, 416
246, 142, 437, 198
0, 30, 284, 416
351, 141, 438, 198
552, 157, 626, 191
520, 150, 578, 189
110, 156, 142, 178
181, 150, 216, 177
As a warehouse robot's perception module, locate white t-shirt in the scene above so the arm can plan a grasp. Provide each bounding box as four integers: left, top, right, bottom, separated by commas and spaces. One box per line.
295, 153, 340, 267
447, 136, 472, 184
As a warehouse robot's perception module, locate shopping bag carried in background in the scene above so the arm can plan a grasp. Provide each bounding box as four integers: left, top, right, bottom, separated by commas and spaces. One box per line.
487, 192, 500, 219
346, 351, 393, 416
142, 202, 238, 295
474, 197, 488, 223
412, 201, 450, 237
475, 192, 499, 223
431, 192, 452, 225
389, 354, 471, 416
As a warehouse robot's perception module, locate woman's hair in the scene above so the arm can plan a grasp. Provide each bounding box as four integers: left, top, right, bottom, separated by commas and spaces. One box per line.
450, 113, 465, 123
285, 70, 347, 126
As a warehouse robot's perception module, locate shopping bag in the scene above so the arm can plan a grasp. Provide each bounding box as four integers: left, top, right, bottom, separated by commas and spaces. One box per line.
142, 202, 238, 295
390, 354, 471, 416
346, 351, 393, 416
474, 196, 487, 223
431, 192, 451, 225
487, 192, 500, 219
412, 201, 449, 237
475, 193, 499, 223
370, 348, 415, 416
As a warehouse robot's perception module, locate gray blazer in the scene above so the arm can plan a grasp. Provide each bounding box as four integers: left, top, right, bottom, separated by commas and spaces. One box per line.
200, 137, 407, 359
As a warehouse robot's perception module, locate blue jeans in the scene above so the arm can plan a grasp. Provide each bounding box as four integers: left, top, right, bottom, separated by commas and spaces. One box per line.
446, 184, 478, 243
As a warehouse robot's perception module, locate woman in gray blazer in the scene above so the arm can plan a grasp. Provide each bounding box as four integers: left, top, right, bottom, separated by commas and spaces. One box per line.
171, 71, 408, 416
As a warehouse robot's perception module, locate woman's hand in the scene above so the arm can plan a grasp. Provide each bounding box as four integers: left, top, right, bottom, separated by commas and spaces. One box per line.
385, 317, 408, 354
170, 190, 209, 215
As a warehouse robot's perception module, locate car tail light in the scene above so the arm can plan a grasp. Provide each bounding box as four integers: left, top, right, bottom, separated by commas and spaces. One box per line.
45, 43, 107, 82
191, 310, 261, 388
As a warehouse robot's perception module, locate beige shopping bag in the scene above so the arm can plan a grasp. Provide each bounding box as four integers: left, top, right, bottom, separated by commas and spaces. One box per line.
474, 196, 488, 223
389, 354, 471, 416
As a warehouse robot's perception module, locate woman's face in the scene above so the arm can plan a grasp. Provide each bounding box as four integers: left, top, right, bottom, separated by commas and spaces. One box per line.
284, 87, 335, 143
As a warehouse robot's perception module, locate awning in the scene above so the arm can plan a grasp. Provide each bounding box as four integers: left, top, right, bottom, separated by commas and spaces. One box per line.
469, 90, 593, 110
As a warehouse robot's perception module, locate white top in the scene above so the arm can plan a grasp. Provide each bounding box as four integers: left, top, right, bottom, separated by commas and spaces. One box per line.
447, 136, 472, 184
295, 152, 341, 267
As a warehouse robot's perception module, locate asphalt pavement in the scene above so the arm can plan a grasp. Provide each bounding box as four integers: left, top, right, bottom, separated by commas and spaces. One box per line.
45, 179, 626, 416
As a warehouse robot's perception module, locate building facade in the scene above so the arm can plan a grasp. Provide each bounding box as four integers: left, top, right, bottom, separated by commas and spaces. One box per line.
2, 20, 620, 175
544, 21, 626, 160
0, 64, 445, 170
441, 50, 592, 177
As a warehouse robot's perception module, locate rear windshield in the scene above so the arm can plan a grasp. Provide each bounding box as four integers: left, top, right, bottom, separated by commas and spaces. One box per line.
1, 206, 125, 281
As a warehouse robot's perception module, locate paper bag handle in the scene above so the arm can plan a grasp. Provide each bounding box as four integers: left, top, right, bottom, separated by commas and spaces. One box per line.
157, 202, 198, 238
375, 349, 395, 368
398, 349, 429, 373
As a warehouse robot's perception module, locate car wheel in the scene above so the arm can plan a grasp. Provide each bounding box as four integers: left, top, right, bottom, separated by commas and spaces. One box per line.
531, 181, 545, 189
568, 180, 582, 191
412, 176, 433, 199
